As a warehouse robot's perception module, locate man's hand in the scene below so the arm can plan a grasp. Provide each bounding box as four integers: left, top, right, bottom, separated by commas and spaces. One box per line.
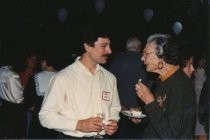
76, 117, 103, 133
103, 119, 118, 135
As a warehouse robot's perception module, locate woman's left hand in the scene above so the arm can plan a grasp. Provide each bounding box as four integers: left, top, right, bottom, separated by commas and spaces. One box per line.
129, 117, 141, 124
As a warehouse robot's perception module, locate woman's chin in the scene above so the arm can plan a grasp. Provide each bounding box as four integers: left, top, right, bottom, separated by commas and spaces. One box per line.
146, 67, 151, 72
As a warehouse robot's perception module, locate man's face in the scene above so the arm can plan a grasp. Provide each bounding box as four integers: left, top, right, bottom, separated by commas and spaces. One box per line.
87, 37, 112, 64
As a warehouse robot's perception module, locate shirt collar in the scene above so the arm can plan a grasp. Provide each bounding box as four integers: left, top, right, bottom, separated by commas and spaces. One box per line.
159, 65, 180, 81
75, 56, 101, 75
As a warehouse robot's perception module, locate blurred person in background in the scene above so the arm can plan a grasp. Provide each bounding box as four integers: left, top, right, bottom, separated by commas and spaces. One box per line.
198, 75, 209, 140
194, 54, 207, 140
19, 51, 39, 137
109, 36, 155, 139
19, 52, 39, 88
0, 46, 25, 138
179, 45, 195, 78
24, 52, 59, 139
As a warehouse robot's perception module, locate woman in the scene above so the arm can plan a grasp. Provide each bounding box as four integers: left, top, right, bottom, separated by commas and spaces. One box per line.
24, 54, 58, 139
180, 47, 195, 78
135, 33, 196, 139
19, 52, 39, 137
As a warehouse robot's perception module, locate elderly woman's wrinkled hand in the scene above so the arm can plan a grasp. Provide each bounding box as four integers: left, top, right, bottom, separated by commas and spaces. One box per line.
129, 117, 141, 124
135, 82, 155, 104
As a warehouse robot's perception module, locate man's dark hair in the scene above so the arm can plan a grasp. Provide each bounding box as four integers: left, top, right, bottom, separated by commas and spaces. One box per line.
81, 27, 110, 46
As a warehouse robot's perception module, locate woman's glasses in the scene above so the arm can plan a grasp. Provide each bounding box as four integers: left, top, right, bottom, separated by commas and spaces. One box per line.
142, 51, 156, 57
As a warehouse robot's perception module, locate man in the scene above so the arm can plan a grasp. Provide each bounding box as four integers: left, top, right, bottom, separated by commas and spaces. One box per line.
109, 36, 155, 138
39, 28, 121, 138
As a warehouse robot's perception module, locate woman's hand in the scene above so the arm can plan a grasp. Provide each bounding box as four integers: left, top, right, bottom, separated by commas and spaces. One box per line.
135, 82, 155, 104
130, 117, 141, 124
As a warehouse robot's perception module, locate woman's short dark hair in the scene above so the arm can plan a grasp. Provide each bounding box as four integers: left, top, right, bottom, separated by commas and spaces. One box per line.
147, 33, 180, 65
179, 45, 194, 68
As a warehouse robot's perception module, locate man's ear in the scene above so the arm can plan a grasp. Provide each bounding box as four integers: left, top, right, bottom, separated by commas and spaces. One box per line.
84, 43, 92, 52
84, 43, 89, 51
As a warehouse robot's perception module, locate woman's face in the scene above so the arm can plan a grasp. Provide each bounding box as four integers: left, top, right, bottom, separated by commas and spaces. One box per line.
141, 42, 161, 73
26, 54, 38, 69
183, 56, 194, 78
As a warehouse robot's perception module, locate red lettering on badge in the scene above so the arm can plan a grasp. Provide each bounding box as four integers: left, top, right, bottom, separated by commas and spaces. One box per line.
102, 91, 110, 101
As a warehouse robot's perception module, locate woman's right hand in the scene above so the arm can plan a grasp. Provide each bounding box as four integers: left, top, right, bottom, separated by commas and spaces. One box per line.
135, 82, 155, 105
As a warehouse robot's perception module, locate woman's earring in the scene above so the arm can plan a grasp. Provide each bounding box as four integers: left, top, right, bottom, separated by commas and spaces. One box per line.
158, 62, 164, 69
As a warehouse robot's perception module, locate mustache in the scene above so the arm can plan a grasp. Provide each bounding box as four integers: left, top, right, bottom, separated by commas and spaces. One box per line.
102, 54, 110, 57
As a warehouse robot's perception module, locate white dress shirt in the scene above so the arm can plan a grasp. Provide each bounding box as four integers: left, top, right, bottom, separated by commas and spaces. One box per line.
39, 57, 121, 137
0, 66, 24, 104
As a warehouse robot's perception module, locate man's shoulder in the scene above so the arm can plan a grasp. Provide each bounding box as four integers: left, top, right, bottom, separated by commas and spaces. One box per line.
101, 66, 116, 78
0, 67, 18, 78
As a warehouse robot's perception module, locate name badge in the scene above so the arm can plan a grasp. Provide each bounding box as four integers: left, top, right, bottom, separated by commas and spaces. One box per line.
102, 91, 110, 101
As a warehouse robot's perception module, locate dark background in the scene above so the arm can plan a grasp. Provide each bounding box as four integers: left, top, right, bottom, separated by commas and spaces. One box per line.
0, 0, 209, 68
